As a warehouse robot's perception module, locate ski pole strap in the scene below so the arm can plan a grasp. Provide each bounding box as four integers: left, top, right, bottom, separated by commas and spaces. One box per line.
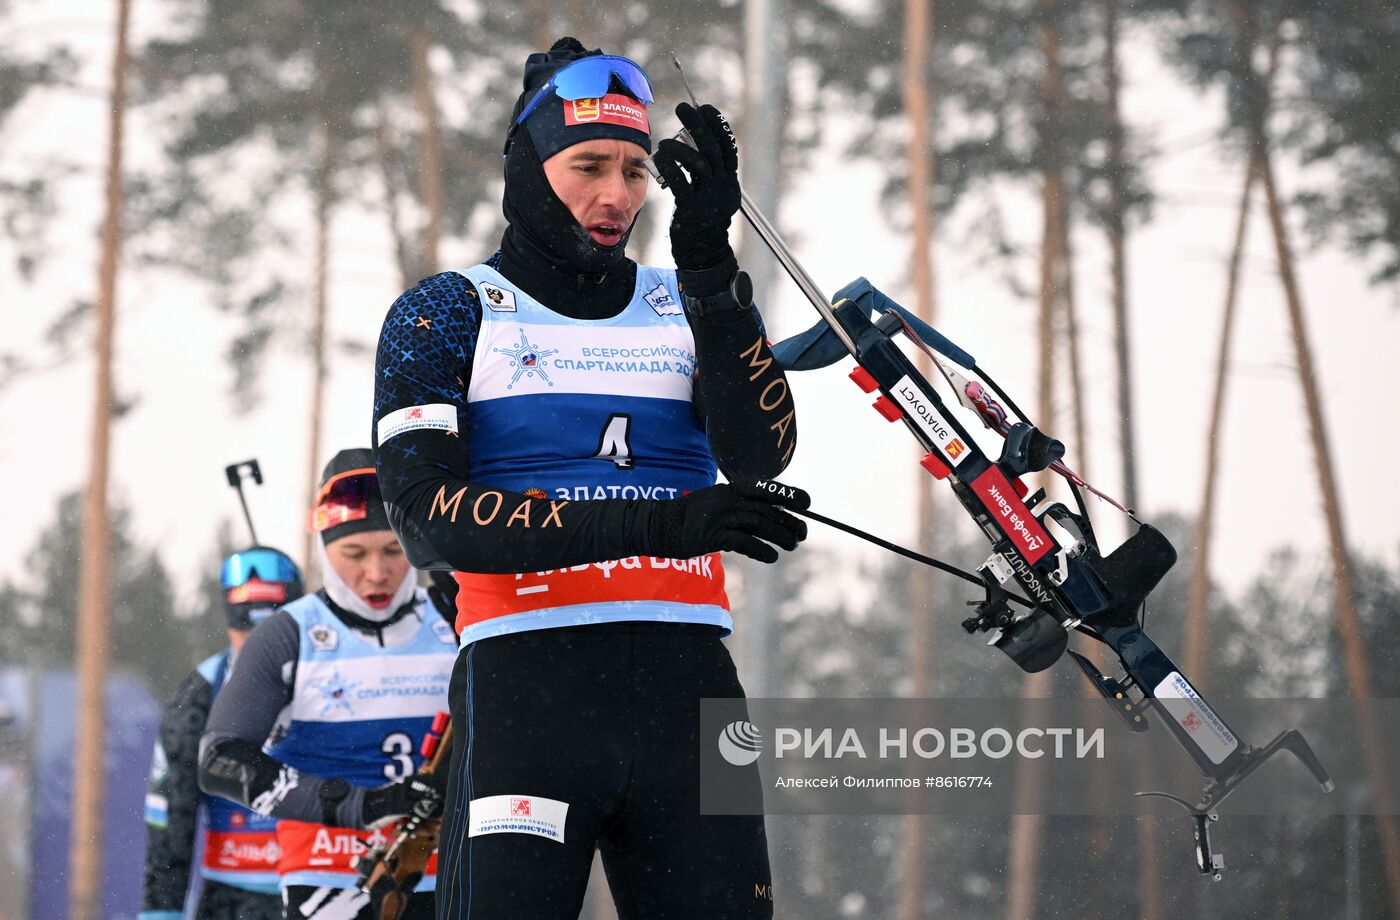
769, 314, 850, 371
770, 278, 977, 371
793, 507, 1033, 610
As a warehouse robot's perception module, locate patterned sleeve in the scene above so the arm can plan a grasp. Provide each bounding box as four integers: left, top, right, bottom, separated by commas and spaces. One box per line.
685, 297, 796, 480
372, 272, 654, 575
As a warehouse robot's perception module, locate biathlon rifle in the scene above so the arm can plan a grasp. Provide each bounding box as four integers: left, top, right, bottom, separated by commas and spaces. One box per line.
353, 713, 451, 919
224, 459, 264, 543
657, 56, 1334, 881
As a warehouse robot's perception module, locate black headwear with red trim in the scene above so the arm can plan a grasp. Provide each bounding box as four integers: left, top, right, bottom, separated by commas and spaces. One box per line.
314, 448, 390, 545
499, 37, 651, 300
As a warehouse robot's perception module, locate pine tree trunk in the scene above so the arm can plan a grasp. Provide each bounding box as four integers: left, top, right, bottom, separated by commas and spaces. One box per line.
897, 0, 937, 917
1258, 142, 1400, 919
1228, 4, 1400, 910
526, 0, 554, 53
1003, 170, 1056, 920
1183, 157, 1257, 685
733, 0, 788, 700
1133, 815, 1164, 920
302, 124, 333, 572
1034, 0, 1064, 597
1004, 806, 1047, 920
70, 1, 131, 917
1057, 213, 1087, 477
411, 28, 443, 277
1102, 0, 1138, 514
740, 0, 788, 310
1005, 5, 1063, 916
375, 98, 413, 291
566, 0, 587, 33
1051, 73, 1113, 915
1186, 12, 1282, 688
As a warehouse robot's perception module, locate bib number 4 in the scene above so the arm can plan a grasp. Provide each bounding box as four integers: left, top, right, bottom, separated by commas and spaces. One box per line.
594, 414, 634, 470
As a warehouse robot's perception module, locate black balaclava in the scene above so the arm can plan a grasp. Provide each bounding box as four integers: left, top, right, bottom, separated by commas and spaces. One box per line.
498, 37, 652, 319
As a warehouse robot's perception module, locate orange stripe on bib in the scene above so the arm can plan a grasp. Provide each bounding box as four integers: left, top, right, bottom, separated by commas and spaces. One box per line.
276, 820, 438, 879
203, 830, 281, 873
454, 554, 728, 634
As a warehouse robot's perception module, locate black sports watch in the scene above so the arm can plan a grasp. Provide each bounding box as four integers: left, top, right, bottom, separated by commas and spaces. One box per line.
318, 777, 350, 826
683, 270, 753, 317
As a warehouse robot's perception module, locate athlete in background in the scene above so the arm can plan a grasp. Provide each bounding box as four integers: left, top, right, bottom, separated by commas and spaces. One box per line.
141, 546, 305, 920
199, 450, 457, 920
373, 37, 804, 919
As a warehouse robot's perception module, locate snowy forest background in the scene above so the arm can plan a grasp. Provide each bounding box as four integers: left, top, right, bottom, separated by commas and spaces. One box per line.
2, 0, 1400, 918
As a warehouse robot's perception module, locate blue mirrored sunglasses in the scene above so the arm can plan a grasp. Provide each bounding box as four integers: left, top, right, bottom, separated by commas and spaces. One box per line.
507, 55, 654, 149
221, 548, 301, 590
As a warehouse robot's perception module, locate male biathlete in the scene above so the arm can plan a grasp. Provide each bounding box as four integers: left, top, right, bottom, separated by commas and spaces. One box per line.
199, 450, 458, 919
372, 37, 805, 919
141, 545, 304, 920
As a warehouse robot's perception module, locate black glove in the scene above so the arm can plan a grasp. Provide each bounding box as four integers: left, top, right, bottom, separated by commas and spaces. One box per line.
646, 480, 809, 564
652, 103, 742, 290
426, 570, 460, 626
361, 773, 447, 829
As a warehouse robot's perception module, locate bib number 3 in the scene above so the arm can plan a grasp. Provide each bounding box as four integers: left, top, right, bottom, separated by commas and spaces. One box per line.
381, 732, 415, 781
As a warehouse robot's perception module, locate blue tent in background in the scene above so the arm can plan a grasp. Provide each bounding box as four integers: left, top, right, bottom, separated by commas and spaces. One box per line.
0, 669, 160, 920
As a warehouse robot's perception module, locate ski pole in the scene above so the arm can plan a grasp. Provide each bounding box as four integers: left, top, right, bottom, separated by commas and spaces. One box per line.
669, 57, 860, 358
